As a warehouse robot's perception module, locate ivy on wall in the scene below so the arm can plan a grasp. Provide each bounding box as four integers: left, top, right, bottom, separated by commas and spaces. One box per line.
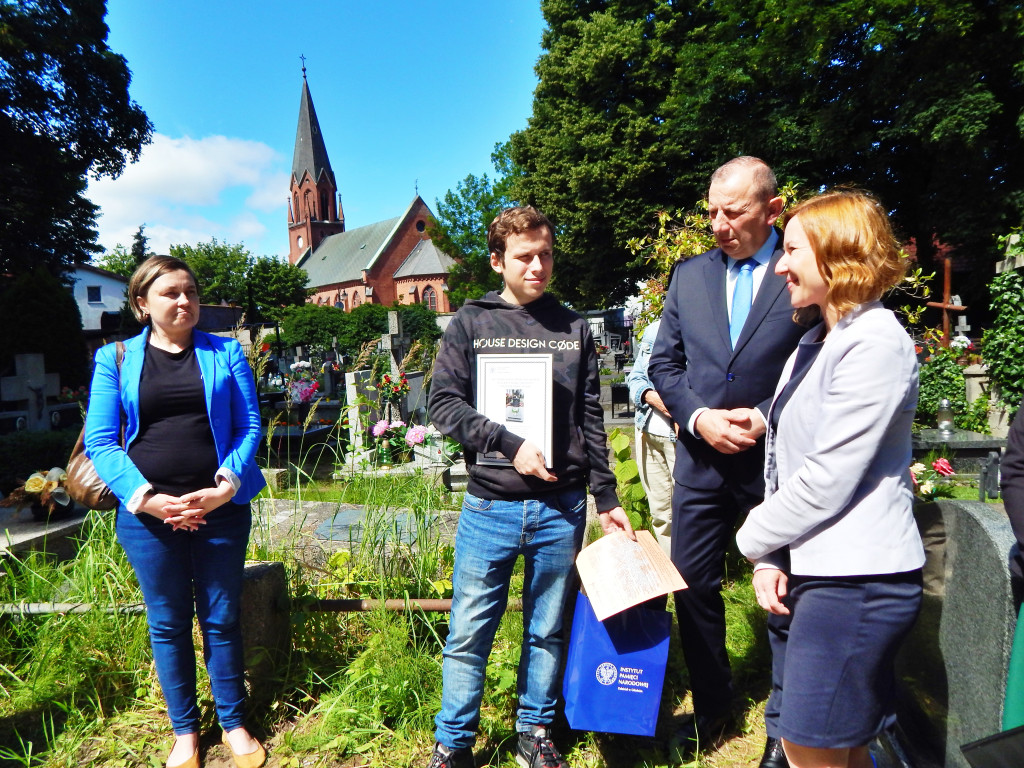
982, 244, 1024, 417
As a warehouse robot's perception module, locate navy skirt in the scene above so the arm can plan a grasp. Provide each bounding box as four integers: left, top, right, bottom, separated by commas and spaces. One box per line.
767, 570, 922, 749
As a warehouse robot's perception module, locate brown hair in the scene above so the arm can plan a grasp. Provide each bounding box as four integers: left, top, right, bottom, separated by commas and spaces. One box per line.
127, 255, 199, 323
487, 206, 555, 262
785, 190, 906, 322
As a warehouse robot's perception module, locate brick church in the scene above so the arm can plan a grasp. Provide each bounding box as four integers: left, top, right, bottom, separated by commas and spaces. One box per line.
287, 73, 454, 313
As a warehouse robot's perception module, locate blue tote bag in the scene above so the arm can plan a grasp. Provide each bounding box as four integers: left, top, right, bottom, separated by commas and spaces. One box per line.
562, 592, 671, 736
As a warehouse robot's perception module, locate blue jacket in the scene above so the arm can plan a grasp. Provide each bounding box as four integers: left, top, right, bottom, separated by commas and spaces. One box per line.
84, 328, 265, 508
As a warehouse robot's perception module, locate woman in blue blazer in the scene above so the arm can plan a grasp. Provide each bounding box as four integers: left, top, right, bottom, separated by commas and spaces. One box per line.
736, 192, 925, 768
85, 256, 266, 768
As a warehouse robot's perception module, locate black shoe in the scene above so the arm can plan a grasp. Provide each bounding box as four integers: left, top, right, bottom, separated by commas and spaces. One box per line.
759, 737, 789, 768
673, 711, 735, 753
427, 742, 475, 768
516, 726, 570, 768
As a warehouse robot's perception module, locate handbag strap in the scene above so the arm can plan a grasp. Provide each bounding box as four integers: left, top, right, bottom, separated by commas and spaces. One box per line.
115, 341, 125, 446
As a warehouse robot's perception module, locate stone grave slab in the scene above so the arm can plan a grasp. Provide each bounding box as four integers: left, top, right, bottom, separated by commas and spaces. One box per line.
913, 429, 1007, 474
0, 505, 89, 560
896, 499, 1017, 768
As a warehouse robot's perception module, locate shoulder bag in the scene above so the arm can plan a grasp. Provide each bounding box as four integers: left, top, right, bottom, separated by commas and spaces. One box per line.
66, 341, 125, 511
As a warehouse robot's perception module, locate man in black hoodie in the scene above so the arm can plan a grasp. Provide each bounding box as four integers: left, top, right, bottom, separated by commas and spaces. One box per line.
426, 206, 634, 768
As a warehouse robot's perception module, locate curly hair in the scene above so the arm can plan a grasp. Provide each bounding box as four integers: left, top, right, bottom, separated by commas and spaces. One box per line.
785, 191, 905, 322
487, 206, 554, 263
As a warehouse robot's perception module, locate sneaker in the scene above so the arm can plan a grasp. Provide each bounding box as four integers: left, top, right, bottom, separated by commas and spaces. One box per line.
427, 742, 475, 768
516, 727, 570, 768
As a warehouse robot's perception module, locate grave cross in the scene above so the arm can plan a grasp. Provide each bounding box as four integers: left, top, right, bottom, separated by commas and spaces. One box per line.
380, 311, 411, 377
380, 311, 411, 422
0, 354, 60, 431
925, 256, 968, 348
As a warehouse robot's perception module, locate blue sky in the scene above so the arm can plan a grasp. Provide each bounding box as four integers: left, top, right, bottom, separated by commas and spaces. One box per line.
86, 1, 545, 260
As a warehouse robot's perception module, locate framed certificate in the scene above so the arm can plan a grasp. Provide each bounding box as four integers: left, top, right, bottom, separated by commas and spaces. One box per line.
476, 354, 553, 466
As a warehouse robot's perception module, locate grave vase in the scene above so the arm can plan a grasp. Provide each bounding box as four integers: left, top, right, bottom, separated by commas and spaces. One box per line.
30, 499, 74, 523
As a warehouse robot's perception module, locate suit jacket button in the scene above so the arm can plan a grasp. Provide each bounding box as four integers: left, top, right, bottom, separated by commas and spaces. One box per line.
726, 373, 735, 382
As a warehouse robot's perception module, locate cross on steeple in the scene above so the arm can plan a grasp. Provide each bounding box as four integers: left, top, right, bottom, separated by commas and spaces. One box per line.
300, 54, 307, 79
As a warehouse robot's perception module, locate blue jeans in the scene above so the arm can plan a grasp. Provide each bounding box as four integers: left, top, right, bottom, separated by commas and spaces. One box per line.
116, 502, 251, 734
435, 488, 586, 750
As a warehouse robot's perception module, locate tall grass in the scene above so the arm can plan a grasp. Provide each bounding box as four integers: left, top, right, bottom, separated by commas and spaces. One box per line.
0, 428, 771, 767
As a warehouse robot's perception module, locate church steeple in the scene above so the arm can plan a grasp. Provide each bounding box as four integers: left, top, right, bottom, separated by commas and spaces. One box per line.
287, 64, 345, 264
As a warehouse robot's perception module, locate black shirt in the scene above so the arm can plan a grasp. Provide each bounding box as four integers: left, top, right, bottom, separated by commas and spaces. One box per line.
127, 343, 220, 496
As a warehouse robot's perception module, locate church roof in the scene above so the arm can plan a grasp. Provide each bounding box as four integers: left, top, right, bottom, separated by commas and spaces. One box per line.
297, 216, 401, 286
394, 239, 455, 278
291, 79, 335, 186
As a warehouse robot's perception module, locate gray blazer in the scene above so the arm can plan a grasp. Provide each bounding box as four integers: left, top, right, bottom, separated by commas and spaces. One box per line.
736, 302, 925, 576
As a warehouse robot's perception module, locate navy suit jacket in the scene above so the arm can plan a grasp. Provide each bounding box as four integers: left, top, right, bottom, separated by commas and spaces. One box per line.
648, 242, 805, 493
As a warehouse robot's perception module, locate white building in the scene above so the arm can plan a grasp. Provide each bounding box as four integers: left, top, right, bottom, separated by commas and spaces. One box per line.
70, 264, 127, 331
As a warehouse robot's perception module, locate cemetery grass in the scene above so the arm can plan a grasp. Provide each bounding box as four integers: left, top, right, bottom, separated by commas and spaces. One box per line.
0, 478, 771, 768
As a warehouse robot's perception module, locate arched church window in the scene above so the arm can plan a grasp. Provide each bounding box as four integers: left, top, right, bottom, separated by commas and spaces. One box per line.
422, 285, 437, 311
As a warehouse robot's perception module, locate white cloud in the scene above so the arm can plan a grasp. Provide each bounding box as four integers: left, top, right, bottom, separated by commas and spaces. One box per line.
87, 132, 287, 256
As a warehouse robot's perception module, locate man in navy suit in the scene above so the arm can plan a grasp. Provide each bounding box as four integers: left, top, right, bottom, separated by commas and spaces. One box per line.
649, 157, 805, 767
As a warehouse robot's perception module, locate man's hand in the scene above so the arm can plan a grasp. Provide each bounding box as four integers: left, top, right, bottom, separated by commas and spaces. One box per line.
752, 567, 790, 615
727, 407, 766, 441
599, 506, 636, 540
643, 389, 672, 419
513, 441, 558, 482
694, 409, 758, 454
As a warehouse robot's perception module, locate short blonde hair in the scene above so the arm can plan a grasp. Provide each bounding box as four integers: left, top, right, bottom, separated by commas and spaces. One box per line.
127, 255, 198, 323
785, 191, 905, 321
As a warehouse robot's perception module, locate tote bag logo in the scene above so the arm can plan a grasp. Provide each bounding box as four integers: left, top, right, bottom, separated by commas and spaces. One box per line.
596, 662, 618, 686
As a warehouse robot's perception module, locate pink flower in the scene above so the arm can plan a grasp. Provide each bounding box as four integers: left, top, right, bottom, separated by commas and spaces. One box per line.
405, 425, 428, 446
390, 420, 406, 429
372, 420, 389, 437
932, 458, 954, 477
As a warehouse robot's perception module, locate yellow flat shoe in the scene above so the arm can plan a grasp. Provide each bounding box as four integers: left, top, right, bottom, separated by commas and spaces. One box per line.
221, 732, 266, 768
167, 748, 199, 768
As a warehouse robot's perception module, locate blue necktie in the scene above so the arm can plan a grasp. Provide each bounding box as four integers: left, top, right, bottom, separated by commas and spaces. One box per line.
729, 258, 755, 348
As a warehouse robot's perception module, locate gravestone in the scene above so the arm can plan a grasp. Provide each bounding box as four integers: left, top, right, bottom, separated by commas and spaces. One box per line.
240, 561, 290, 705
0, 354, 60, 431
896, 499, 1017, 768
343, 369, 427, 459
913, 429, 1007, 474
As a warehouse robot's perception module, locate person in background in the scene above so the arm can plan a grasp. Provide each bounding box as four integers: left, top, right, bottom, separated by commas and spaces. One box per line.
626, 317, 676, 557
649, 156, 804, 767
736, 191, 925, 768
85, 256, 267, 768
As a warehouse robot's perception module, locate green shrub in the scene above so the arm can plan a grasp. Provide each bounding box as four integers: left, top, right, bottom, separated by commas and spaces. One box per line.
0, 268, 90, 388
916, 347, 990, 433
982, 254, 1024, 416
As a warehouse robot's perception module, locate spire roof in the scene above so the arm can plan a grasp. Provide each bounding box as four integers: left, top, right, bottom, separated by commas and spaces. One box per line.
291, 78, 335, 187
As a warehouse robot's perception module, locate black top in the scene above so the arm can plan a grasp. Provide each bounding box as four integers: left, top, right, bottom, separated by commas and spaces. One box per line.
428, 291, 619, 510
127, 343, 220, 496
771, 332, 825, 433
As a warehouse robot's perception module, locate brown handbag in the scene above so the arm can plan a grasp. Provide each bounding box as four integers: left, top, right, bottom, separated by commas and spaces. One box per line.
66, 341, 125, 511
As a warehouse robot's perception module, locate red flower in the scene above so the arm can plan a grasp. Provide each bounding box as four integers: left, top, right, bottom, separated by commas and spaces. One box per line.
932, 458, 954, 477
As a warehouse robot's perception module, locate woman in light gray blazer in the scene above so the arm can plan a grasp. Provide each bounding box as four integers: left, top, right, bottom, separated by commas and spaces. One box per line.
736, 191, 925, 768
